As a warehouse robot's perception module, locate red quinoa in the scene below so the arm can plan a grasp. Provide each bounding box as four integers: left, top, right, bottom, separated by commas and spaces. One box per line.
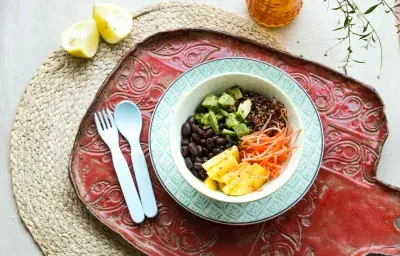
239, 91, 287, 135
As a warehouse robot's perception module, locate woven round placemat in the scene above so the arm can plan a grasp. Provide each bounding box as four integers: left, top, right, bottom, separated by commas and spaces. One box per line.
9, 2, 283, 255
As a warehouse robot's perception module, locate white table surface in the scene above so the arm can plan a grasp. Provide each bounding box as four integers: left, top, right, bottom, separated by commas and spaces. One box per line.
1, 0, 399, 255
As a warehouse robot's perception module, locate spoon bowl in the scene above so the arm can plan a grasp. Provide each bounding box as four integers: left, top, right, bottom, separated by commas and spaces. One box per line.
114, 101, 142, 139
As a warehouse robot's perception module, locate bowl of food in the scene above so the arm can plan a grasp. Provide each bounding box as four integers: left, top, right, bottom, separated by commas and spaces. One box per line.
170, 72, 304, 203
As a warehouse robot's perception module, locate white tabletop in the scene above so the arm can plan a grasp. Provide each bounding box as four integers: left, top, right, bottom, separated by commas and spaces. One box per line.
1, 0, 399, 254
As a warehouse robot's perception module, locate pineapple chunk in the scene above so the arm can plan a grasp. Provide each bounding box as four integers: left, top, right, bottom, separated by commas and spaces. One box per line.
204, 177, 218, 190
223, 163, 269, 196
225, 145, 240, 162
206, 155, 238, 182
202, 146, 239, 171
222, 162, 253, 195
220, 162, 251, 184
217, 182, 226, 190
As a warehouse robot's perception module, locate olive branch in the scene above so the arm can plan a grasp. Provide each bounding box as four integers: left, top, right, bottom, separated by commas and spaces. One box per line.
324, 0, 400, 78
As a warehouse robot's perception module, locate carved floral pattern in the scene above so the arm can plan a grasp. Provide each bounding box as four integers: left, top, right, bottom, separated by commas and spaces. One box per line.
258, 185, 318, 256
142, 33, 221, 69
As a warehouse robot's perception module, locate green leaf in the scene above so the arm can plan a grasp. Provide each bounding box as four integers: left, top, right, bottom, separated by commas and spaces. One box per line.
332, 6, 341, 10
344, 16, 351, 27
364, 3, 380, 14
347, 47, 353, 53
359, 32, 372, 40
363, 26, 368, 33
333, 26, 343, 31
348, 2, 356, 11
352, 59, 365, 64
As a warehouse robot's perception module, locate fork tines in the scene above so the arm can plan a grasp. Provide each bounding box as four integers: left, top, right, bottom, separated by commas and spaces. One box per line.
94, 109, 114, 130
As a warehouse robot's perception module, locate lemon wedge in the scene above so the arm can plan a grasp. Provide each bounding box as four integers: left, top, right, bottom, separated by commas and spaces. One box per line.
61, 20, 100, 58
93, 3, 133, 44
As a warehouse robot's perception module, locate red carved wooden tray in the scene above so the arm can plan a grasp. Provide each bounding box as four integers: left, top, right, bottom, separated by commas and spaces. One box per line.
69, 29, 400, 255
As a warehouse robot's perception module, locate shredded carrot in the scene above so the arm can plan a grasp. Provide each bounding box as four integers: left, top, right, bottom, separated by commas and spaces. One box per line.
239, 125, 301, 180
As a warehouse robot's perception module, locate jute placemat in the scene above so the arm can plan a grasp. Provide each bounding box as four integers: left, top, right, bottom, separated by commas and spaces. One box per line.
9, 2, 283, 255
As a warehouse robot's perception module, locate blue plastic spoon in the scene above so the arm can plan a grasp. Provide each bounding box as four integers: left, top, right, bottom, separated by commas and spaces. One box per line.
114, 100, 158, 218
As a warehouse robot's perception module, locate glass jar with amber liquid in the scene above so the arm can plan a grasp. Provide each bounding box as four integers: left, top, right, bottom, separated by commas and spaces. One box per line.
246, 0, 303, 27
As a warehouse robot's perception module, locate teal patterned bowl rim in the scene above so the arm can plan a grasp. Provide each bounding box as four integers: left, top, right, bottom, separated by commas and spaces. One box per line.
149, 57, 324, 225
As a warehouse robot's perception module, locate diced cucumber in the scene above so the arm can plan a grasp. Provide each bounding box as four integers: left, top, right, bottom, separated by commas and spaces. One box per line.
201, 113, 211, 125
237, 99, 252, 121
195, 113, 212, 126
218, 93, 235, 107
209, 110, 220, 134
227, 86, 243, 100
222, 129, 236, 138
233, 123, 250, 137
226, 113, 240, 128
202, 94, 219, 109
219, 108, 230, 117
216, 113, 224, 121
194, 113, 203, 123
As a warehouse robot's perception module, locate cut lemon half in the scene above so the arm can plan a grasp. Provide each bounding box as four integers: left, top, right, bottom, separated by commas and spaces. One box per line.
61, 20, 100, 58
93, 3, 133, 44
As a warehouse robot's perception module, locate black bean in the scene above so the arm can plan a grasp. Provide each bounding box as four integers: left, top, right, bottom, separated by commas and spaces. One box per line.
192, 133, 201, 143
202, 157, 209, 162
181, 138, 190, 146
212, 136, 219, 142
184, 157, 193, 169
192, 169, 202, 179
214, 148, 223, 154
202, 147, 209, 156
181, 122, 191, 137
206, 138, 214, 148
199, 169, 208, 179
188, 142, 199, 156
187, 115, 196, 123
208, 152, 214, 158
198, 129, 205, 138
197, 145, 203, 156
193, 163, 203, 170
200, 139, 206, 145
181, 146, 189, 157
204, 129, 214, 138
190, 123, 200, 135
195, 157, 203, 163
216, 137, 226, 146
223, 144, 231, 150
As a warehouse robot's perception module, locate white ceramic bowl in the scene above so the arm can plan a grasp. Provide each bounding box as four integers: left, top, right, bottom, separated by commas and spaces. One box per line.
170, 72, 304, 204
